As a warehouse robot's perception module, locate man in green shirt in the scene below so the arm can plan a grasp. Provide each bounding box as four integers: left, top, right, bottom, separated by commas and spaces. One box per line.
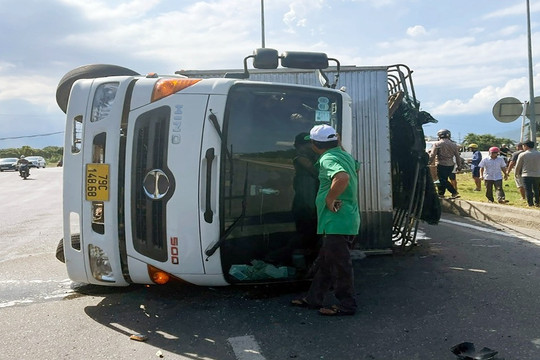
291, 124, 360, 316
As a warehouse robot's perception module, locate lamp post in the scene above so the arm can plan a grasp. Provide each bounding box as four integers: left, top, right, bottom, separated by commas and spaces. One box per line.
526, 0, 537, 142
260, 0, 266, 48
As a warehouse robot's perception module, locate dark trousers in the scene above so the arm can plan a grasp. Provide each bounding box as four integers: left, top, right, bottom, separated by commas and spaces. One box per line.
523, 176, 540, 206
306, 234, 357, 312
437, 164, 458, 196
484, 179, 505, 202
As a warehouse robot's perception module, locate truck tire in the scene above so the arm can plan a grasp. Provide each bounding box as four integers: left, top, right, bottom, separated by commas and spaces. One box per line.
55, 238, 65, 263
55, 234, 81, 263
56, 64, 139, 113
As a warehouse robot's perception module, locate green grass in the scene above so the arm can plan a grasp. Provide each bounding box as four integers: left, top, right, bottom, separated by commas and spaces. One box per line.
452, 171, 538, 209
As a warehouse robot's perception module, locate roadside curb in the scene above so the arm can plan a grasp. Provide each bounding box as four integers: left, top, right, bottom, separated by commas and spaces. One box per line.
440, 199, 540, 230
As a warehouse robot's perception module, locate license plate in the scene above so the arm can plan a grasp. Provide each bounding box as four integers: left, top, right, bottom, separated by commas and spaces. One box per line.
85, 164, 110, 201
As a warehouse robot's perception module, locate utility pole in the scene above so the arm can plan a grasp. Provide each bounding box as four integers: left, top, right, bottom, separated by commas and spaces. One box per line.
260, 0, 266, 48
526, 0, 537, 142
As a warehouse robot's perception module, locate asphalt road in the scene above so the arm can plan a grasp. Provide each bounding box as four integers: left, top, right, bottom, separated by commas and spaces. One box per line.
0, 168, 539, 359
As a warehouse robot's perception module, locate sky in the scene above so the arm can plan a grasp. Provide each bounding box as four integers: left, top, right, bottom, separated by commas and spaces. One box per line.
1, 0, 539, 149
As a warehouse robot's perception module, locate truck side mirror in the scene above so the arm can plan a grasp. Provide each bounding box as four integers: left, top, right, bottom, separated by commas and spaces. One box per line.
234, 48, 340, 86
252, 48, 279, 69
280, 51, 329, 69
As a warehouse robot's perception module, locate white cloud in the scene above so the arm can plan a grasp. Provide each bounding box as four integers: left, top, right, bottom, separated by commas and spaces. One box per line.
0, 62, 16, 72
496, 25, 521, 37
57, 0, 264, 70
483, 3, 524, 19
357, 30, 536, 92
283, 0, 325, 32
59, 0, 161, 20
0, 75, 57, 107
468, 27, 485, 35
349, 0, 395, 7
430, 73, 540, 116
406, 25, 427, 37
482, 2, 540, 20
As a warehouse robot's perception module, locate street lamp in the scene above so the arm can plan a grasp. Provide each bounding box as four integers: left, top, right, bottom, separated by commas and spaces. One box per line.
260, 0, 265, 48
526, 0, 537, 142
492, 1, 537, 144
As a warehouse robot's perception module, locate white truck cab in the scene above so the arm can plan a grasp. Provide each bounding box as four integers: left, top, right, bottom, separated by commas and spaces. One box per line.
57, 49, 440, 287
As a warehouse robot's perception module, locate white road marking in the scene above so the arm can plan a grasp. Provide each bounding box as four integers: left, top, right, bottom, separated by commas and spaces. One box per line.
0, 279, 75, 308
440, 219, 540, 245
440, 218, 510, 234
228, 335, 266, 360
0, 299, 34, 308
415, 230, 430, 240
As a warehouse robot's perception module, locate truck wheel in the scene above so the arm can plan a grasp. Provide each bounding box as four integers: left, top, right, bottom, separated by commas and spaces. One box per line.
55, 234, 81, 263
56, 64, 139, 113
56, 239, 65, 263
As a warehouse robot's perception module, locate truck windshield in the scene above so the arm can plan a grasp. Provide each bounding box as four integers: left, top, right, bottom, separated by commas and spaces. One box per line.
220, 83, 342, 281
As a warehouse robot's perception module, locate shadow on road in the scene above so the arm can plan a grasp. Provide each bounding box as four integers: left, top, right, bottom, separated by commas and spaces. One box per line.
73, 231, 540, 359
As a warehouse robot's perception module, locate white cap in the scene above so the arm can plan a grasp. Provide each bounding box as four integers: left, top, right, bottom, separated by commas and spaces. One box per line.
307, 124, 338, 142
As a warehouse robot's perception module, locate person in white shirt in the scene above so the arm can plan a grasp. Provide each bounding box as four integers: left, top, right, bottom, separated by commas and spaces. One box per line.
478, 147, 509, 204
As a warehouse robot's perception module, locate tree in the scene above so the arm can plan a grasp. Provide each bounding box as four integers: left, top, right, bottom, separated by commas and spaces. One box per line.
462, 133, 515, 151
42, 146, 63, 162
0, 146, 63, 164
0, 148, 20, 158
19, 145, 35, 157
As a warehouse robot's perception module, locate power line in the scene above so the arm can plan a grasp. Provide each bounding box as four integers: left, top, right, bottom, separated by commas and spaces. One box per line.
0, 131, 64, 141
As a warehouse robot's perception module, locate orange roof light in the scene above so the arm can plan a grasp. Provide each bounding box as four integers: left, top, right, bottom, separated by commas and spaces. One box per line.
151, 78, 202, 102
147, 265, 171, 285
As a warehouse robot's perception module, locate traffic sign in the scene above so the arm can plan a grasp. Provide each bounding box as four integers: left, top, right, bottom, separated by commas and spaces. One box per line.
525, 96, 540, 120
492, 97, 523, 123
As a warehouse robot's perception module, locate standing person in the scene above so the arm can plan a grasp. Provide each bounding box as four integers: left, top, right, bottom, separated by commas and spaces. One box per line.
515, 141, 540, 207
468, 144, 482, 191
500, 144, 511, 164
291, 124, 360, 316
428, 129, 461, 199
479, 147, 509, 204
267, 132, 320, 266
291, 132, 320, 262
506, 142, 525, 200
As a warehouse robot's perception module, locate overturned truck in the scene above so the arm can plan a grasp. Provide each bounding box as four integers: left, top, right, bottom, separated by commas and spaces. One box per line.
55, 49, 440, 287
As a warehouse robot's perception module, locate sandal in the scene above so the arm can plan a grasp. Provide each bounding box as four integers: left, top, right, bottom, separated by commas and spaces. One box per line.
318, 305, 355, 316
291, 298, 318, 309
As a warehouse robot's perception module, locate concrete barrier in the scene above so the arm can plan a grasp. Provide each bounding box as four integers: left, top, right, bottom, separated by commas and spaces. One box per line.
440, 199, 540, 230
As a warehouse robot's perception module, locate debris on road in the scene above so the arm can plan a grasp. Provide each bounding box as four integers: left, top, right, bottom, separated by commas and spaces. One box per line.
129, 333, 148, 342
450, 341, 501, 360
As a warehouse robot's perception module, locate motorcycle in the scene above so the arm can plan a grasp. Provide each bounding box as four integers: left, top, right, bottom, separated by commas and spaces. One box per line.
19, 163, 30, 179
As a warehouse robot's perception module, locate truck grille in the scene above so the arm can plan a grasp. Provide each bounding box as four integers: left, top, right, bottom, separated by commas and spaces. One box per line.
131, 106, 171, 262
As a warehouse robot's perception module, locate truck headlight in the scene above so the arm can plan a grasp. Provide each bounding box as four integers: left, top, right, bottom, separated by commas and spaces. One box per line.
88, 244, 115, 282
91, 82, 119, 122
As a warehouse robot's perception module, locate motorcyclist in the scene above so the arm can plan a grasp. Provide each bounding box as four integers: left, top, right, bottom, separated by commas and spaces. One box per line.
17, 155, 30, 177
